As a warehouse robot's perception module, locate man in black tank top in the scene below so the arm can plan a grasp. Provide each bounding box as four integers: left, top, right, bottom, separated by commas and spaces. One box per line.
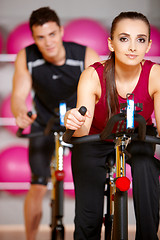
11, 7, 100, 240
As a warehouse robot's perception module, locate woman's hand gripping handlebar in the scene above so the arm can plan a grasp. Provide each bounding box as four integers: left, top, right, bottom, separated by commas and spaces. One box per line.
63, 106, 87, 143
63, 106, 160, 147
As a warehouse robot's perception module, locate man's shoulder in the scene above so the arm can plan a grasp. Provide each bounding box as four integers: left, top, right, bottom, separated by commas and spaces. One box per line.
25, 43, 43, 60
63, 41, 86, 59
26, 43, 38, 52
63, 41, 86, 51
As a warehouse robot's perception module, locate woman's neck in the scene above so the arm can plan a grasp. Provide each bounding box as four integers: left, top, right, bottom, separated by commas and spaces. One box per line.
115, 61, 142, 82
115, 62, 142, 98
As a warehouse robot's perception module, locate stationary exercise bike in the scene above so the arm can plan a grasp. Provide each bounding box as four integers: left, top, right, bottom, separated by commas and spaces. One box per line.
16, 102, 69, 240
63, 94, 160, 240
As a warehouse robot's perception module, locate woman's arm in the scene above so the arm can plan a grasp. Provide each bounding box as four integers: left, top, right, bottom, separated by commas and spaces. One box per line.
64, 65, 101, 137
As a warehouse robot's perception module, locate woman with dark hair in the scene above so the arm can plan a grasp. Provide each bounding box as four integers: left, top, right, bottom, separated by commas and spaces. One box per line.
65, 11, 160, 240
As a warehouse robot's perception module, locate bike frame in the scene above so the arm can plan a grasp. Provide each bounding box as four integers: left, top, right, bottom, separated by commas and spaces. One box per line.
63, 103, 160, 240
50, 131, 65, 240
16, 115, 67, 240
105, 134, 131, 240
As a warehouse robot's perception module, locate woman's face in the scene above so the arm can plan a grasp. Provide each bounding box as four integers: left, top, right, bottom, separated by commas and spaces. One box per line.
108, 18, 152, 66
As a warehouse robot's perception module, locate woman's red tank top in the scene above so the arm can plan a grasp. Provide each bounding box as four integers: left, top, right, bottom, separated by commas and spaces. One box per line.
89, 60, 155, 135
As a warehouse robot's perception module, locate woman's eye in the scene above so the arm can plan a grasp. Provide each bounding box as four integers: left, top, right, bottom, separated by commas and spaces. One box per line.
137, 38, 146, 43
119, 37, 128, 42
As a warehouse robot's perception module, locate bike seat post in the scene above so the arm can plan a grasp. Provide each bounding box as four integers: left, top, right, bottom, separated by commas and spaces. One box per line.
105, 163, 115, 211
115, 134, 131, 178
51, 131, 65, 240
55, 132, 64, 171
112, 134, 131, 240
54, 131, 65, 219
116, 140, 125, 178
104, 166, 115, 240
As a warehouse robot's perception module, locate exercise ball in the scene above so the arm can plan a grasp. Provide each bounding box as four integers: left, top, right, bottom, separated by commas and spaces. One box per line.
0, 30, 3, 53
154, 151, 160, 182
151, 111, 155, 119
0, 93, 32, 135
151, 111, 156, 126
126, 164, 132, 197
146, 25, 160, 57
63, 18, 109, 56
7, 22, 34, 54
0, 145, 31, 195
63, 149, 75, 198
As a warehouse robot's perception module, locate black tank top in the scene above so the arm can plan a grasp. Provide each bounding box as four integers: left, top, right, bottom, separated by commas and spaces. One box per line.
26, 42, 86, 126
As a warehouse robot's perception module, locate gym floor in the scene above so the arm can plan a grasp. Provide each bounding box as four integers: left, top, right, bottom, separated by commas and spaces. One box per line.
0, 190, 160, 240
0, 225, 138, 240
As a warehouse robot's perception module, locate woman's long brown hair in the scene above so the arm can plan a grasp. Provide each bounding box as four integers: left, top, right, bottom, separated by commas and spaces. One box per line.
103, 11, 151, 118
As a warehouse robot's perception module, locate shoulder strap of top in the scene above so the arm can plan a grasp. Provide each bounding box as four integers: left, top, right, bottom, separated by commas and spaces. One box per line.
90, 62, 104, 82
138, 60, 156, 90
142, 60, 155, 73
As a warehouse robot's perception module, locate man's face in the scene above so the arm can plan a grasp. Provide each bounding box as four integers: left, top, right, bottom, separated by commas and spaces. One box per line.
32, 21, 64, 59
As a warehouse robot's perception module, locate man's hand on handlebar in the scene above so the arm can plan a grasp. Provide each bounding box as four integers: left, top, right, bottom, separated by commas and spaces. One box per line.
64, 108, 91, 131
15, 112, 37, 129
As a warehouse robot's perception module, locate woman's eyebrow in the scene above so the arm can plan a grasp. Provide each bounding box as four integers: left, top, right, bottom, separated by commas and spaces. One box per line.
118, 33, 130, 37
137, 34, 147, 38
118, 33, 147, 38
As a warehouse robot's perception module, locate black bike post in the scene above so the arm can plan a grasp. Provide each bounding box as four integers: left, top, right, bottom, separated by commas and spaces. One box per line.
51, 132, 65, 240
112, 139, 128, 240
104, 157, 115, 240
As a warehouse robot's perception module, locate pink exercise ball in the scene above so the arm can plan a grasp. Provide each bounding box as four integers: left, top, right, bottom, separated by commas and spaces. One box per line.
7, 22, 34, 54
126, 164, 132, 197
151, 111, 156, 126
151, 111, 155, 119
0, 30, 3, 53
63, 18, 109, 56
155, 148, 160, 160
146, 25, 160, 57
0, 145, 31, 195
63, 149, 75, 198
0, 93, 32, 135
154, 151, 160, 182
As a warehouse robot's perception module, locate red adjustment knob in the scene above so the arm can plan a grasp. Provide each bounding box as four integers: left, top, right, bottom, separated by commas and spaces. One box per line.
115, 176, 130, 192
55, 170, 65, 181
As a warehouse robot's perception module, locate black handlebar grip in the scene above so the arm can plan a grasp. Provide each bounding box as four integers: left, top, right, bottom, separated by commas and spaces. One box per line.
63, 106, 87, 143
79, 106, 87, 116
27, 111, 32, 118
16, 111, 33, 137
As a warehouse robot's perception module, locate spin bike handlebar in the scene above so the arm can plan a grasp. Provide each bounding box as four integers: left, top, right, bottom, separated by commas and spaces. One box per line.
16, 111, 66, 138
63, 106, 160, 145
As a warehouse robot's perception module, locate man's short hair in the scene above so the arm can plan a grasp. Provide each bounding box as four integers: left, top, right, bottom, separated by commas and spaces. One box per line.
29, 7, 61, 32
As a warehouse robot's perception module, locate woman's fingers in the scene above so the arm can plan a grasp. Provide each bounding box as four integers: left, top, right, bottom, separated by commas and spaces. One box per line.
65, 108, 86, 130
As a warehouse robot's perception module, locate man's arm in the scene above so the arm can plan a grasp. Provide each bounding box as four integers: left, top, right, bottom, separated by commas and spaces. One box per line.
84, 47, 100, 69
11, 49, 37, 129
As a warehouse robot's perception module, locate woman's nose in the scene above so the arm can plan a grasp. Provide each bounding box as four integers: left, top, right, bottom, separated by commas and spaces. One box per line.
129, 40, 136, 52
